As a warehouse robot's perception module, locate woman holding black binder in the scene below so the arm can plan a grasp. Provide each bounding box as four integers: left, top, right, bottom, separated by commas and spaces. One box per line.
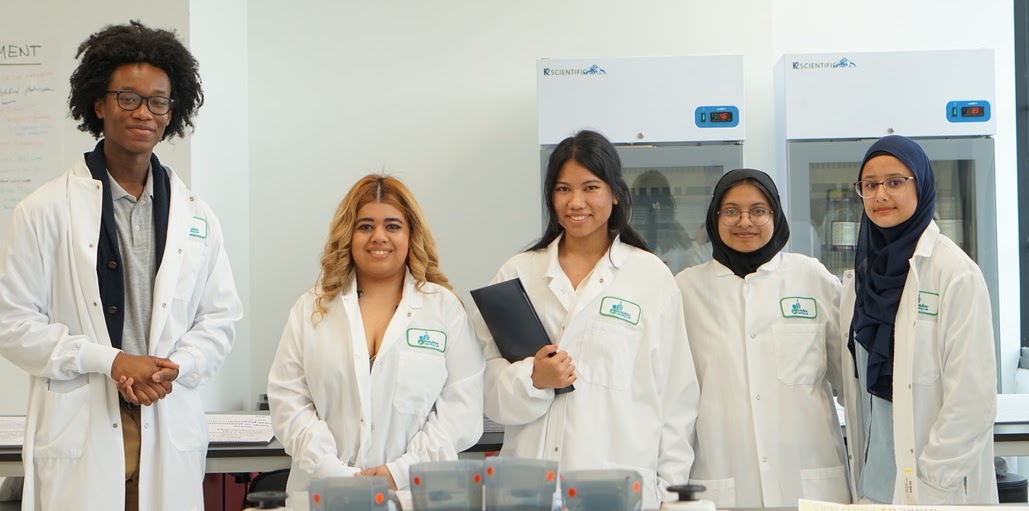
472, 130, 700, 509
267, 175, 485, 503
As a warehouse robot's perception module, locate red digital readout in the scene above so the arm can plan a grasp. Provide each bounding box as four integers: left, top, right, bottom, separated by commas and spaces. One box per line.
961, 106, 985, 117
711, 111, 733, 123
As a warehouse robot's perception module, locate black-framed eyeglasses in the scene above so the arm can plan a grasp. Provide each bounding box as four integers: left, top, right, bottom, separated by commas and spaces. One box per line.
853, 176, 915, 199
105, 90, 174, 115
717, 207, 773, 226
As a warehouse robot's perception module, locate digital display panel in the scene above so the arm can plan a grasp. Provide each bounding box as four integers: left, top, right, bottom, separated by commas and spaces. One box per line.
710, 111, 734, 123
961, 106, 985, 118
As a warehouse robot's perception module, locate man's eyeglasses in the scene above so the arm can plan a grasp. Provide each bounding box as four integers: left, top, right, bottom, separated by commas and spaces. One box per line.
718, 207, 773, 226
105, 90, 174, 115
853, 177, 915, 199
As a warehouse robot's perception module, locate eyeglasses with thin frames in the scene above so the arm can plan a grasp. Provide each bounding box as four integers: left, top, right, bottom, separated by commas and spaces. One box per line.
853, 176, 915, 199
105, 90, 174, 115
718, 207, 773, 226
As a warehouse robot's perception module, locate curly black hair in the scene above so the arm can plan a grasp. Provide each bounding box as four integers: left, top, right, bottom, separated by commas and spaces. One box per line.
69, 20, 204, 140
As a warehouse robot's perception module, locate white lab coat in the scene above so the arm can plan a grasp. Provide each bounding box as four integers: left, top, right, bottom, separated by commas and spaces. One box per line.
840, 221, 997, 504
268, 273, 484, 502
0, 156, 242, 511
474, 235, 699, 510
676, 253, 850, 508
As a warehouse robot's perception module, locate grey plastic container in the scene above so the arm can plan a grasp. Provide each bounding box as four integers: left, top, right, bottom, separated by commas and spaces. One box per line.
482, 457, 558, 511
309, 476, 393, 511
409, 460, 484, 511
561, 469, 643, 511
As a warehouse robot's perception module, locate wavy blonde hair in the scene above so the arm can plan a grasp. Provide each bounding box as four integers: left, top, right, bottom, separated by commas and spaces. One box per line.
314, 174, 453, 320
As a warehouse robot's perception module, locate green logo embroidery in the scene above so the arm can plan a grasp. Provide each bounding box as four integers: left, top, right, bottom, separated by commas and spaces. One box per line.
599, 296, 641, 325
780, 297, 818, 319
917, 290, 939, 316
189, 216, 208, 239
406, 328, 447, 352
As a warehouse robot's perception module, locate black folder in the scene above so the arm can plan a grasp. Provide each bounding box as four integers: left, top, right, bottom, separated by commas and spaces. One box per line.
470, 278, 574, 394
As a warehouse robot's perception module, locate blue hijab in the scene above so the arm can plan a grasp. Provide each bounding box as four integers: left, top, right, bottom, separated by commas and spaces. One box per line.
849, 135, 936, 402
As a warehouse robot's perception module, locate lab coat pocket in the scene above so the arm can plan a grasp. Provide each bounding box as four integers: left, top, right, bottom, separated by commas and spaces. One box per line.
394, 351, 447, 417
800, 464, 851, 503
772, 324, 826, 385
173, 239, 209, 301
578, 320, 642, 390
687, 477, 735, 508
164, 386, 208, 451
912, 319, 941, 385
33, 375, 90, 459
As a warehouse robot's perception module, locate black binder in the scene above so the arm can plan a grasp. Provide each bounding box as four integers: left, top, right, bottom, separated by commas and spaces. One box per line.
471, 278, 574, 394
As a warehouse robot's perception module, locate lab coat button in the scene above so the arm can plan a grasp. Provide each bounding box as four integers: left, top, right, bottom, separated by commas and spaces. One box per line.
762, 457, 767, 462
107, 260, 118, 270
554, 447, 559, 452
755, 395, 761, 400
113, 423, 118, 429
106, 305, 118, 315
750, 334, 756, 339
599, 278, 604, 283
144, 423, 150, 429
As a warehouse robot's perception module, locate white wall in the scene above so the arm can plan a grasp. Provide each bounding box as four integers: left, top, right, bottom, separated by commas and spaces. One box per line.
190, 0, 252, 410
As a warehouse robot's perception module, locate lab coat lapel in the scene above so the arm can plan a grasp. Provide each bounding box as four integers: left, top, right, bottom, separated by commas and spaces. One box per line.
340, 281, 374, 446
67, 166, 108, 344
377, 272, 421, 357
544, 236, 575, 312
149, 174, 189, 352
570, 237, 622, 317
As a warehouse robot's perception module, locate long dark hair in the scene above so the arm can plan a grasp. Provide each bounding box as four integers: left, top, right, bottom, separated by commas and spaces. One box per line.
528, 130, 649, 252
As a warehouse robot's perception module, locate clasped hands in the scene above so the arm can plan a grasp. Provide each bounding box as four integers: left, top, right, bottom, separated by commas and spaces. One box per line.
110, 352, 180, 406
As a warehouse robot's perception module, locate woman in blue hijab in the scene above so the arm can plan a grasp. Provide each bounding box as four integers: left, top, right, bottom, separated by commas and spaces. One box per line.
839, 135, 997, 505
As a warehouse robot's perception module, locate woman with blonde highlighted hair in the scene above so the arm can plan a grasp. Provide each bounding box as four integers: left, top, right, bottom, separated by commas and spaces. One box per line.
268, 174, 485, 504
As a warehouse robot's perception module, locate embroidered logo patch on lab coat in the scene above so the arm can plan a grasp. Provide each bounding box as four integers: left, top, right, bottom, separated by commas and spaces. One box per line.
599, 296, 641, 325
917, 290, 940, 316
407, 328, 447, 352
780, 297, 818, 319
189, 216, 208, 239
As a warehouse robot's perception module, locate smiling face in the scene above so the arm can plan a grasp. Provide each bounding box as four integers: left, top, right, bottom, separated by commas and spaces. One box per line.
552, 160, 618, 245
716, 182, 774, 253
350, 202, 410, 282
859, 155, 918, 228
94, 62, 171, 159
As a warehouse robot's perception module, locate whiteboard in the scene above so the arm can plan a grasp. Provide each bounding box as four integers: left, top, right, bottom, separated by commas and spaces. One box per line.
0, 41, 63, 415
0, 41, 62, 220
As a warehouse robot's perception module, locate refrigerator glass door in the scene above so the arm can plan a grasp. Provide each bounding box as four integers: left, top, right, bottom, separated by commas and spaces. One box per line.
541, 143, 743, 275
786, 137, 998, 349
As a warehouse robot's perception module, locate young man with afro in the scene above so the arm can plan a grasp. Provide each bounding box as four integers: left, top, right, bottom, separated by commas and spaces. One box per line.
0, 21, 242, 510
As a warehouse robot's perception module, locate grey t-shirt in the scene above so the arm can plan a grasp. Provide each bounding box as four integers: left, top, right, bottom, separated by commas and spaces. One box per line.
108, 169, 156, 357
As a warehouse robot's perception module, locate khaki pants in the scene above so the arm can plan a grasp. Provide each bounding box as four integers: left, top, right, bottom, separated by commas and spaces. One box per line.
121, 405, 141, 511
